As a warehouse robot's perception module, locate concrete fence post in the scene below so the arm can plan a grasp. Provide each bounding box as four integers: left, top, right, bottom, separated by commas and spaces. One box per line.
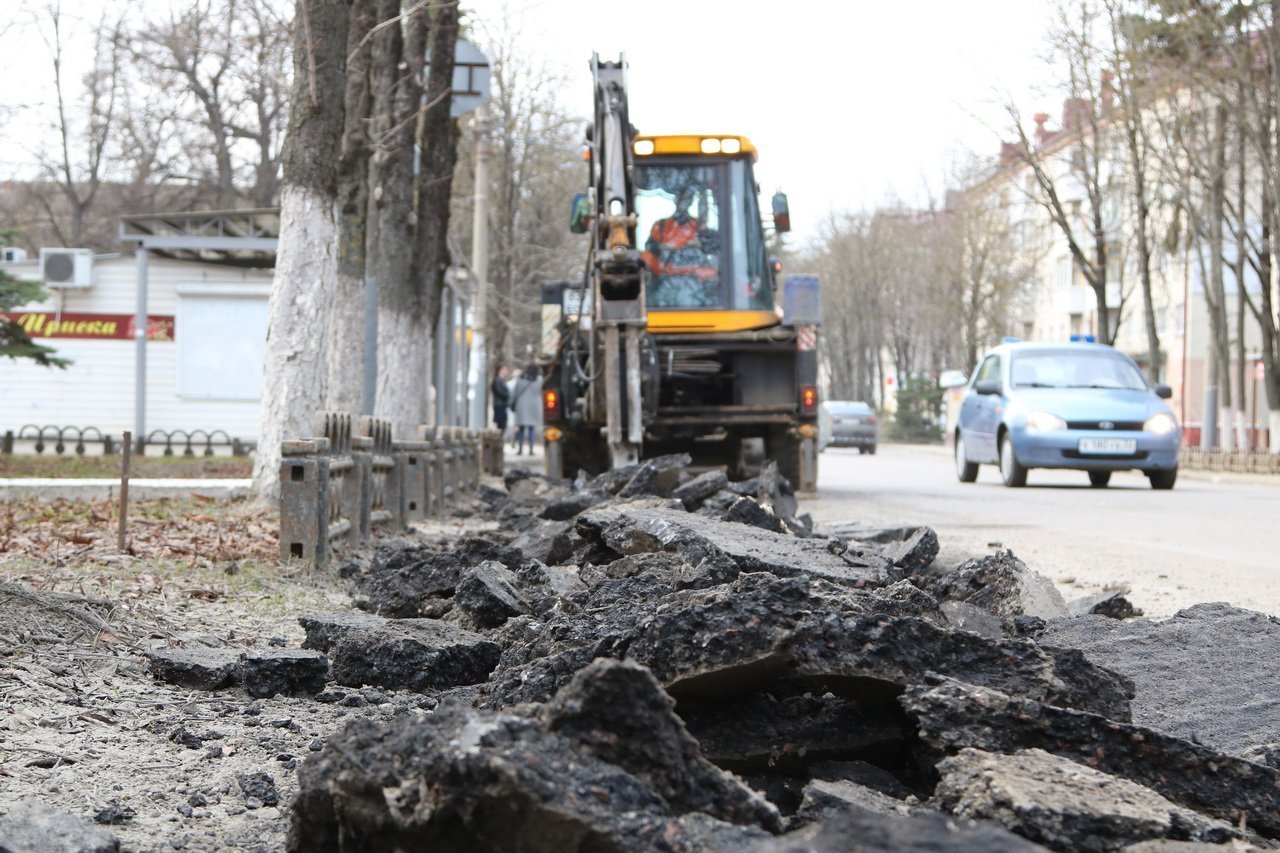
441, 427, 455, 507
351, 434, 374, 541
418, 425, 440, 517
279, 439, 331, 568
465, 430, 481, 492
395, 434, 431, 524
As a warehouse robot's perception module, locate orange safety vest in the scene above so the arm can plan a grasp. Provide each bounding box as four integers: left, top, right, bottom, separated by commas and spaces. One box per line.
642, 218, 716, 280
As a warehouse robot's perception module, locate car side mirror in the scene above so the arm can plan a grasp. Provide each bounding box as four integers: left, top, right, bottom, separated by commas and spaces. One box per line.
974, 379, 1001, 396
1154, 384, 1173, 399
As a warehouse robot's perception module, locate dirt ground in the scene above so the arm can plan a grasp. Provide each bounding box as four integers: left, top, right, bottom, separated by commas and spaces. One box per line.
0, 496, 493, 852
0, 454, 253, 480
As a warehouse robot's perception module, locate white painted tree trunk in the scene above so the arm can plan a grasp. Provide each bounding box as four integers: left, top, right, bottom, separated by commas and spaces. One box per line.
326, 268, 365, 414
1270, 410, 1280, 453
374, 307, 430, 440
1218, 406, 1235, 451
253, 184, 338, 503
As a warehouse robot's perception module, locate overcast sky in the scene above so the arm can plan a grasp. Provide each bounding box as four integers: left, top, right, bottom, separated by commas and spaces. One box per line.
1, 0, 1066, 247
460, 0, 1064, 245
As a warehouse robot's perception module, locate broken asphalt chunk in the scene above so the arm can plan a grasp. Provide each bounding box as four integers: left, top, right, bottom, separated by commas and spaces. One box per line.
0, 800, 120, 853
290, 683, 768, 853
239, 649, 329, 698
541, 658, 782, 832
743, 808, 1047, 852
145, 647, 241, 691
1041, 603, 1280, 759
883, 526, 939, 575
577, 501, 889, 585
902, 678, 1280, 838
454, 560, 530, 628
933, 747, 1240, 852
671, 469, 730, 509
301, 610, 500, 693
916, 549, 1069, 624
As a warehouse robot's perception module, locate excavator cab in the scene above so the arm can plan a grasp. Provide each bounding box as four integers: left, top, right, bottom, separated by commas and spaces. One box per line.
633, 135, 778, 332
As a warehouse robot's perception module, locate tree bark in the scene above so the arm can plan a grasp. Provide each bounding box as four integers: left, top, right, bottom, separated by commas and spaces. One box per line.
370, 0, 428, 438
417, 0, 459, 342
253, 0, 350, 502
326, 0, 375, 415
1208, 102, 1232, 450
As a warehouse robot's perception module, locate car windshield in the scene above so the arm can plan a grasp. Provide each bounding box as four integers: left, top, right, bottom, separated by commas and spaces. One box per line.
827, 402, 871, 416
1009, 351, 1148, 390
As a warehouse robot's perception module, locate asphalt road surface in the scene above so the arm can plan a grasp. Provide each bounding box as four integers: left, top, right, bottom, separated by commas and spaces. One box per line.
802, 443, 1280, 620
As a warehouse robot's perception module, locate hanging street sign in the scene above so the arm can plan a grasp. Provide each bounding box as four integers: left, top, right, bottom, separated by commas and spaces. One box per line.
426, 39, 491, 118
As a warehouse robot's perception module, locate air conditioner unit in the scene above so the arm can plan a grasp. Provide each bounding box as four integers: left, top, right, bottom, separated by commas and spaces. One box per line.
40, 248, 94, 288
1, 247, 27, 263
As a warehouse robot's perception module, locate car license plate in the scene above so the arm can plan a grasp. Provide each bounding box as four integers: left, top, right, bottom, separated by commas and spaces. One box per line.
1079, 438, 1136, 454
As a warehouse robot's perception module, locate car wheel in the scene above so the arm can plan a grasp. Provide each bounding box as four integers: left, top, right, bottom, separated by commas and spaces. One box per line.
858, 447, 867, 455
1088, 471, 1111, 488
999, 433, 1027, 487
869, 445, 876, 455
955, 435, 979, 483
1148, 467, 1177, 490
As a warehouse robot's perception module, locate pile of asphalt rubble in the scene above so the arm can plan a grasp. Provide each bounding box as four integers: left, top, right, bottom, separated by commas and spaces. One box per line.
157, 455, 1280, 852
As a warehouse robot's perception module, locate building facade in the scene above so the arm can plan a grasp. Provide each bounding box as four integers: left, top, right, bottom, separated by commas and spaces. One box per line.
2, 253, 272, 447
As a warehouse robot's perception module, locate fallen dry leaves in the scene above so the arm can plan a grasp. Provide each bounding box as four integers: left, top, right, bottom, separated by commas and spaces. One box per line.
0, 496, 278, 567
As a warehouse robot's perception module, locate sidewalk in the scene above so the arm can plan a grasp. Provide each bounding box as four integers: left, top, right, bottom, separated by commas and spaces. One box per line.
0, 478, 252, 501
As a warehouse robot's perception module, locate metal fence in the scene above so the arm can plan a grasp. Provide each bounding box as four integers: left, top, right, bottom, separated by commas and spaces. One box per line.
1, 425, 252, 457
279, 411, 503, 568
1180, 447, 1280, 475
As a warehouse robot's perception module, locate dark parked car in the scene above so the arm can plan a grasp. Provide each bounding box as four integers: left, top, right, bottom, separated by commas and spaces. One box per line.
953, 342, 1181, 489
823, 400, 878, 453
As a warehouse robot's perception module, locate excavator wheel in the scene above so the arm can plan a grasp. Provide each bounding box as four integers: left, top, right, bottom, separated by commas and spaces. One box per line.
767, 427, 803, 492
559, 428, 611, 480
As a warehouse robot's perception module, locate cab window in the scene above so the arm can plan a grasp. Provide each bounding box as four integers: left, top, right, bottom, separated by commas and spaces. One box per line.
635, 163, 722, 309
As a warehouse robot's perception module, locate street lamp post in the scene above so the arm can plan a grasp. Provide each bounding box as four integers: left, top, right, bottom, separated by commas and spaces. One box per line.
467, 106, 491, 430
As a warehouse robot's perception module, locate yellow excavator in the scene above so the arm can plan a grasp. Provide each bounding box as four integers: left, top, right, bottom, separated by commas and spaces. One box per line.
541, 54, 822, 491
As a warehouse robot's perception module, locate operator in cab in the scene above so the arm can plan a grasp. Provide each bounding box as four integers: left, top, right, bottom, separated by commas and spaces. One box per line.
641, 185, 720, 308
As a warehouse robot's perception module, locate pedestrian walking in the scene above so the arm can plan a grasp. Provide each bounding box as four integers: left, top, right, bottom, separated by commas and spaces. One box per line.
510, 363, 543, 455
491, 363, 511, 438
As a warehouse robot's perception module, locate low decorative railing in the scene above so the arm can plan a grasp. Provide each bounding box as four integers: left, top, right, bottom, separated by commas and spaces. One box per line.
2, 426, 253, 457
1180, 447, 1280, 475
143, 428, 254, 457
278, 411, 503, 568
3, 425, 116, 455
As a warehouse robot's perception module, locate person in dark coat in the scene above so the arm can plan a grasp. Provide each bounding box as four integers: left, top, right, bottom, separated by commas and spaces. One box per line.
491, 363, 511, 437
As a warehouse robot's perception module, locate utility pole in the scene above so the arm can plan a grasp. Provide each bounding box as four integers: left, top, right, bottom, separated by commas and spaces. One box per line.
467, 105, 491, 429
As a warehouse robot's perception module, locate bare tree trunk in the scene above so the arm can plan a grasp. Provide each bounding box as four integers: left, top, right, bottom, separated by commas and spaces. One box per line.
326, 0, 374, 414
1208, 103, 1233, 450
369, 0, 424, 438
417, 0, 459, 333
1122, 99, 1161, 380
253, 0, 350, 502
1233, 112, 1249, 448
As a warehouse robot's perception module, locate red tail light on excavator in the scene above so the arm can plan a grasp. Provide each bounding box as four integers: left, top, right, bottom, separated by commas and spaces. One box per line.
544, 389, 561, 421
800, 385, 818, 415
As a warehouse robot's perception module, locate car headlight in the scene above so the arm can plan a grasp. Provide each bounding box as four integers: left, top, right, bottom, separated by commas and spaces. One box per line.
1025, 411, 1066, 432
1144, 412, 1178, 435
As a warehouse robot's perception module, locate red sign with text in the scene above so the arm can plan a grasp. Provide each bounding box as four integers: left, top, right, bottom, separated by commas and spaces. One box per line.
3, 312, 175, 342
